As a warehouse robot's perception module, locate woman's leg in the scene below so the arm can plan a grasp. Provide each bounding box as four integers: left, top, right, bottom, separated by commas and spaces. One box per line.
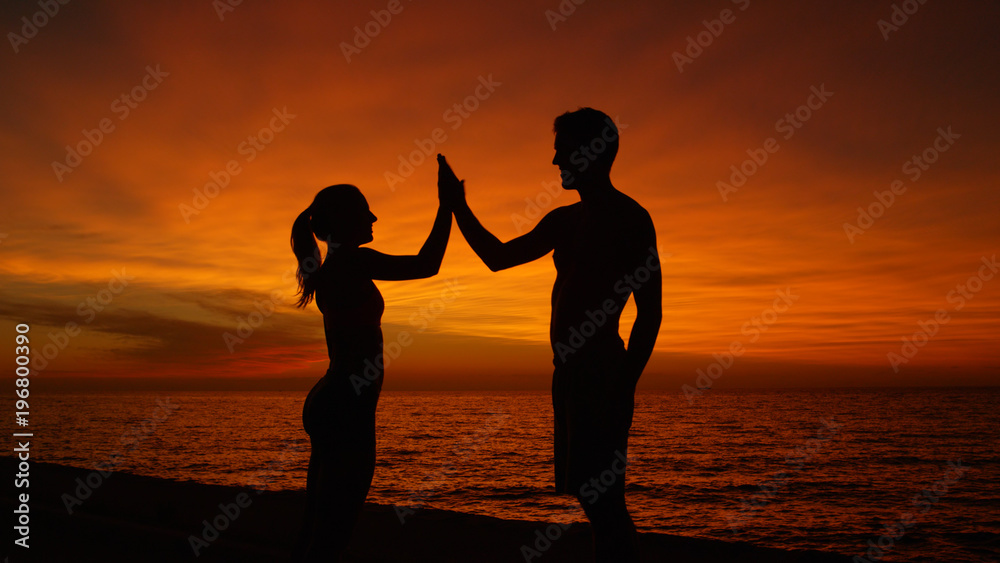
300, 442, 353, 561
326, 382, 380, 550
295, 378, 330, 561
298, 379, 380, 561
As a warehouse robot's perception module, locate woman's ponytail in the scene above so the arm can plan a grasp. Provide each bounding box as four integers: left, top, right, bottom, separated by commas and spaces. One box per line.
290, 184, 361, 307
290, 207, 322, 308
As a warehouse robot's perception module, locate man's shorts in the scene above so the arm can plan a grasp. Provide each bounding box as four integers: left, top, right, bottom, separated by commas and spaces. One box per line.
551, 342, 635, 495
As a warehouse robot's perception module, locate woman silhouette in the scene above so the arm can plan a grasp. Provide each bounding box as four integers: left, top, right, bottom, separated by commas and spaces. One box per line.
291, 157, 454, 561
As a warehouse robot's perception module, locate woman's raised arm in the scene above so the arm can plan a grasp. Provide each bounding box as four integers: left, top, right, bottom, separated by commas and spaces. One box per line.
356, 162, 453, 281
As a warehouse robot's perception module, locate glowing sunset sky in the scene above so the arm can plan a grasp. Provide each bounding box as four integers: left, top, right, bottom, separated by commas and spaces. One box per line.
1, 1, 998, 390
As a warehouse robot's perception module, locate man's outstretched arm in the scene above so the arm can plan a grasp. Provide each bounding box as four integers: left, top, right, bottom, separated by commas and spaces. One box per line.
440, 154, 559, 271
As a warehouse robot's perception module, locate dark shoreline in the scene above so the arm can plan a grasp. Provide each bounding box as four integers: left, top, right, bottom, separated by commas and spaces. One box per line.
2, 457, 853, 562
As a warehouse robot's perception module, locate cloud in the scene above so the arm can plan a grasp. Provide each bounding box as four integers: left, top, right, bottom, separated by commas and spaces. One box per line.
1, 0, 998, 386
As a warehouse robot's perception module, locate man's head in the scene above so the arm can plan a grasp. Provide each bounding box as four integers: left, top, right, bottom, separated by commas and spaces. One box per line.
552, 107, 620, 189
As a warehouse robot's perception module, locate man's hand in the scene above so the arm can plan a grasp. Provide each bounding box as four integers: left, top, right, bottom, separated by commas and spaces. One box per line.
437, 154, 465, 209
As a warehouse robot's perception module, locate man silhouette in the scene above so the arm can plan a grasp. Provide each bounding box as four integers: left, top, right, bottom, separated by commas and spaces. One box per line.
439, 107, 662, 562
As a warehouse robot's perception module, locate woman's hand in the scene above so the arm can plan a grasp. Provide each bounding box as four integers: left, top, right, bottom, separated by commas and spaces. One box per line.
437, 154, 464, 209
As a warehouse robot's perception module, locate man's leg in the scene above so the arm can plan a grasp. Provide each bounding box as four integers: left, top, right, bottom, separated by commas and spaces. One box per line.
574, 448, 639, 562
560, 344, 639, 561
568, 399, 639, 560
552, 366, 571, 494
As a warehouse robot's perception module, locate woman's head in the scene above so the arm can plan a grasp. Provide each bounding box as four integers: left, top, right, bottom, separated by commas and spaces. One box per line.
290, 184, 378, 308
307, 184, 377, 245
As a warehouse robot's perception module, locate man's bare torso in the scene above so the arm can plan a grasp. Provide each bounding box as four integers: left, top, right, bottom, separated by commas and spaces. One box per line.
549, 190, 655, 358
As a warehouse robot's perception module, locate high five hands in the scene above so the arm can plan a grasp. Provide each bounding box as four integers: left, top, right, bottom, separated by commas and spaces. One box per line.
437, 154, 465, 210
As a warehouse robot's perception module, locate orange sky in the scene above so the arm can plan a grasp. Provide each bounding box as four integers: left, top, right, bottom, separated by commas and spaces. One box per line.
1, 1, 998, 390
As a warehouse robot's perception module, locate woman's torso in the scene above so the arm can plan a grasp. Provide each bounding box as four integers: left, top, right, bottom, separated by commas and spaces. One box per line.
315, 249, 385, 377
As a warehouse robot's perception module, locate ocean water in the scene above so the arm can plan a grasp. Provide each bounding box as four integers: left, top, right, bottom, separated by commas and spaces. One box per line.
23, 388, 1000, 562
